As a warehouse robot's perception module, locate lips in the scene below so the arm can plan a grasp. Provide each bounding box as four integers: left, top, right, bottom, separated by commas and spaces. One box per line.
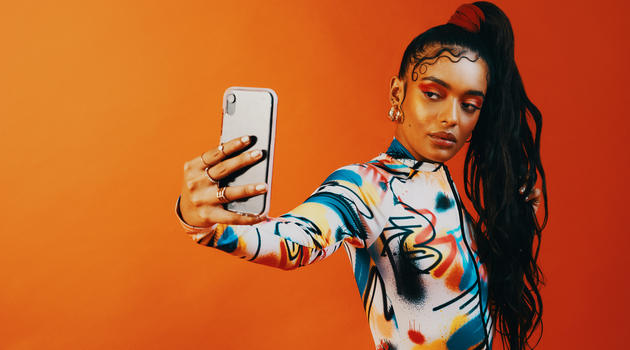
429, 131, 457, 143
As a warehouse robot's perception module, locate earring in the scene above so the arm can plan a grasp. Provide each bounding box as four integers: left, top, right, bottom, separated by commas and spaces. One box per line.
388, 106, 396, 121
388, 105, 404, 123
396, 108, 404, 123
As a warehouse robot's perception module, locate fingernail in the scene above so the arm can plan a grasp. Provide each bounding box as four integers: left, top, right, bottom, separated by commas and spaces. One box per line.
251, 150, 262, 158
241, 136, 249, 143
255, 184, 266, 191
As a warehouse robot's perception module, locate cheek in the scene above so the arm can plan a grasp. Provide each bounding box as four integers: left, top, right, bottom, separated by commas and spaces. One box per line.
406, 102, 434, 124
463, 115, 480, 133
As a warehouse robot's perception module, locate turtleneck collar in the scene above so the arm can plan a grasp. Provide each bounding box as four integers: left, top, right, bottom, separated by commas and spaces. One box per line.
384, 137, 443, 173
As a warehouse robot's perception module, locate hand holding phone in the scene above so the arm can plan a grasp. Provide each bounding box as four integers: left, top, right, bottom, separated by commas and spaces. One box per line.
179, 135, 270, 227
178, 87, 277, 227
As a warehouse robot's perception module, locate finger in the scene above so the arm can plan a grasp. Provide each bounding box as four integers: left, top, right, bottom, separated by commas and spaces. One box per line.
224, 183, 268, 202
189, 182, 267, 206
211, 207, 268, 225
525, 188, 541, 201
206, 148, 264, 182
195, 135, 252, 170
533, 197, 541, 213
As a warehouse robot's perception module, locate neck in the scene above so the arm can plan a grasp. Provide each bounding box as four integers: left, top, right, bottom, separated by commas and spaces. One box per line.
394, 128, 432, 163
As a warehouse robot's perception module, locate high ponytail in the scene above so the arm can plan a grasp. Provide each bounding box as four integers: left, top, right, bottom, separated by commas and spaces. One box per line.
466, 2, 548, 349
397, 2, 548, 349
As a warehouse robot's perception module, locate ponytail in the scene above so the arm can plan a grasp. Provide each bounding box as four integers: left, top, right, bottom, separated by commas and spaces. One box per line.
465, 2, 548, 349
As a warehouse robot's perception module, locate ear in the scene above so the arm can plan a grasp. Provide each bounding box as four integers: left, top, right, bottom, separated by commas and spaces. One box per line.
389, 75, 406, 105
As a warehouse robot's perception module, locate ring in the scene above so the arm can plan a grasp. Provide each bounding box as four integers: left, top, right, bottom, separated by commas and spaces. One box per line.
200, 153, 211, 167
216, 186, 230, 203
218, 143, 226, 157
205, 168, 219, 184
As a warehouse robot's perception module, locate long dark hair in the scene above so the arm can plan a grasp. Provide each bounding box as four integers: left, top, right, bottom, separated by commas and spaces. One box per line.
397, 2, 548, 349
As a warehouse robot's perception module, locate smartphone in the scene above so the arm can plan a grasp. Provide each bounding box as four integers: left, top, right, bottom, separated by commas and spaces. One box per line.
219, 86, 277, 216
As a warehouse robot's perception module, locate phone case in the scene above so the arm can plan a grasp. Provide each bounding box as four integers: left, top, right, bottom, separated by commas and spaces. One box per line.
219, 86, 277, 216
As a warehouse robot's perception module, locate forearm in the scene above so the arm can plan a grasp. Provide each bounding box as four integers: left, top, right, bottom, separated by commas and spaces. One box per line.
176, 196, 360, 270
196, 220, 346, 270
175, 164, 386, 270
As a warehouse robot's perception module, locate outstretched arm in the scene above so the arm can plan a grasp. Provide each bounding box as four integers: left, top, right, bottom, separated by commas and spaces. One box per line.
176, 163, 386, 270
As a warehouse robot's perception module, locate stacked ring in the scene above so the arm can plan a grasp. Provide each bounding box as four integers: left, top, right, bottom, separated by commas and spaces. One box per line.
205, 168, 219, 184
216, 187, 229, 203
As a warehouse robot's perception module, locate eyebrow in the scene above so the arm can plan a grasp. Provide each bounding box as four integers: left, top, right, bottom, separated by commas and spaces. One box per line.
420, 76, 486, 98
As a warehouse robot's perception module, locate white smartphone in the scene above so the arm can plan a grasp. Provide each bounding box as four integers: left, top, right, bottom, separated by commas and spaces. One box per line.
219, 86, 277, 216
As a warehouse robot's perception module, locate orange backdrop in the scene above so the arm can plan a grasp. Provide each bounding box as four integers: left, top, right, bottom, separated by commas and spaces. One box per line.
2, 0, 628, 349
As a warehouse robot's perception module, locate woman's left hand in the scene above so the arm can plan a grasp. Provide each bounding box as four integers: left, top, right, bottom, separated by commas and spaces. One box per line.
519, 185, 541, 213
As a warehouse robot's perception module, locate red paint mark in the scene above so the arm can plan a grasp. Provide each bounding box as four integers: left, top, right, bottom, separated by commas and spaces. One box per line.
414, 209, 437, 244
278, 240, 287, 268
299, 246, 310, 266
446, 263, 464, 291
408, 329, 426, 344
376, 340, 390, 350
431, 234, 458, 278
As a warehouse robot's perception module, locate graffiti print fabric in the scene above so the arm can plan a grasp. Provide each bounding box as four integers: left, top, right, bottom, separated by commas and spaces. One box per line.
176, 138, 493, 349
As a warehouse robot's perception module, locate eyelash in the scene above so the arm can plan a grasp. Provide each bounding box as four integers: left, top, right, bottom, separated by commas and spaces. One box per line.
423, 91, 481, 113
424, 91, 440, 99
462, 103, 481, 112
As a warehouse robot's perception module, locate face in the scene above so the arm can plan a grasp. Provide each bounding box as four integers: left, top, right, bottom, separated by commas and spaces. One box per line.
390, 46, 488, 163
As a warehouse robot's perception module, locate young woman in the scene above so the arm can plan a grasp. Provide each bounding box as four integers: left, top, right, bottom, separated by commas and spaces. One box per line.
176, 2, 547, 349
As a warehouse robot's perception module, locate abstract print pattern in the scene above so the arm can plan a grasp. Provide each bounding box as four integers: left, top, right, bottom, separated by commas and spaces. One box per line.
176, 138, 493, 349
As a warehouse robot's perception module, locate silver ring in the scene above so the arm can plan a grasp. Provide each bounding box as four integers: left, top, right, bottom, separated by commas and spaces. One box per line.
205, 168, 219, 184
217, 143, 226, 157
216, 187, 229, 203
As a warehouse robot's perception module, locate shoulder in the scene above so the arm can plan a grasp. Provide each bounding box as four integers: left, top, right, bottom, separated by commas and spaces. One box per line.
322, 156, 390, 189
316, 157, 392, 207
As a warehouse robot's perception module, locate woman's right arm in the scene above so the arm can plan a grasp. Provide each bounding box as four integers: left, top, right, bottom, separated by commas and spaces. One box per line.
177, 136, 386, 270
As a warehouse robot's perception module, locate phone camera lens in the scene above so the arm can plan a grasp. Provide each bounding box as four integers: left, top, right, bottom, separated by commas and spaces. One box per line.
227, 94, 236, 103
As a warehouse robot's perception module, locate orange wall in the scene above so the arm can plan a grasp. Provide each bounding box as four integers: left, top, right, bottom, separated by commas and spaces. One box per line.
1, 0, 628, 349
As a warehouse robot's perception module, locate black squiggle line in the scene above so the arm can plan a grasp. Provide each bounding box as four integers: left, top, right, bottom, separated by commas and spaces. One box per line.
248, 228, 262, 261
432, 282, 478, 311
308, 191, 369, 240
380, 216, 421, 254
363, 266, 395, 323
276, 215, 324, 249
284, 241, 301, 262
460, 291, 479, 310
410, 47, 481, 81
342, 242, 353, 267
316, 182, 374, 220
369, 161, 412, 178
404, 243, 442, 274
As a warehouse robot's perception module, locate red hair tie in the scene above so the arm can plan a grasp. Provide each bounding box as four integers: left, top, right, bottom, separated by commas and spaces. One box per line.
447, 3, 485, 33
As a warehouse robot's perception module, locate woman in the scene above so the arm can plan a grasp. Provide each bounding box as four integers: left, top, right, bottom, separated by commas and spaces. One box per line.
176, 1, 547, 349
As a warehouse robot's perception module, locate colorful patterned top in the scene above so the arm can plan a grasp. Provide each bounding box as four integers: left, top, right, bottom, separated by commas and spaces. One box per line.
176, 138, 493, 349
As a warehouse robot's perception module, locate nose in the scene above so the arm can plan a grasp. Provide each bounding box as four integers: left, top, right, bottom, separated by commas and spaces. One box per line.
439, 98, 459, 126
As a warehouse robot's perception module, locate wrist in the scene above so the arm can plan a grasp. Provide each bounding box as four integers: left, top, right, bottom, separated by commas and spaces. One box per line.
175, 195, 216, 234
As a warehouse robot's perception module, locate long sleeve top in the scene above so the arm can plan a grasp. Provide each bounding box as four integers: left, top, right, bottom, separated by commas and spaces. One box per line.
176, 138, 493, 350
